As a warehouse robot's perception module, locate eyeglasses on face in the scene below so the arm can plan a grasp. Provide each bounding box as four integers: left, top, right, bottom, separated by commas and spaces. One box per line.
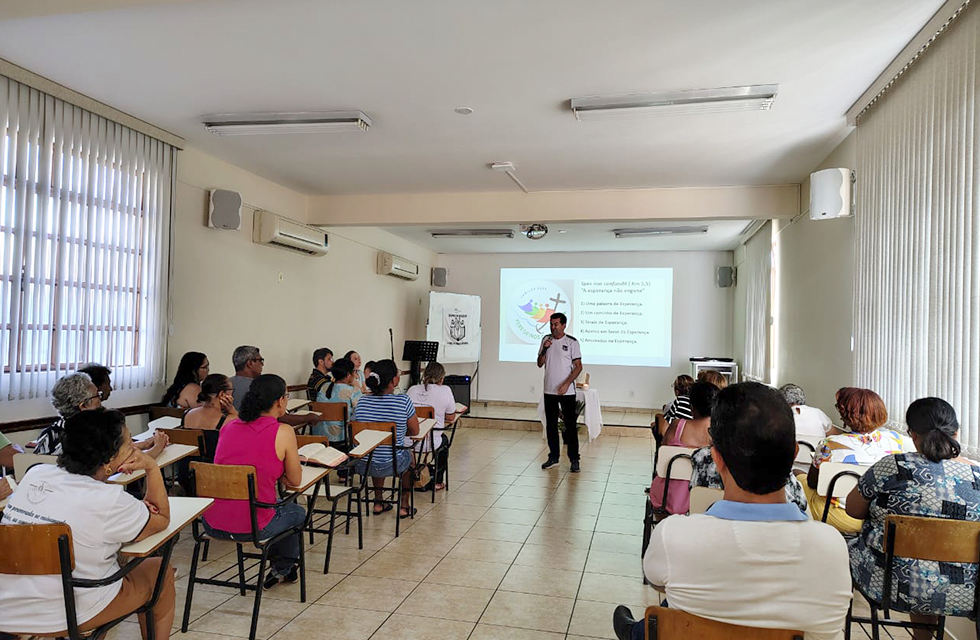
251, 357, 265, 364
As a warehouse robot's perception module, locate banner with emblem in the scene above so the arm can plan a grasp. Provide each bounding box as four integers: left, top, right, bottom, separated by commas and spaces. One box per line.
426, 292, 482, 363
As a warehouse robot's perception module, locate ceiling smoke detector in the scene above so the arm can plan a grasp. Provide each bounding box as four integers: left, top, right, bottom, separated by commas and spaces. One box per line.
521, 224, 548, 240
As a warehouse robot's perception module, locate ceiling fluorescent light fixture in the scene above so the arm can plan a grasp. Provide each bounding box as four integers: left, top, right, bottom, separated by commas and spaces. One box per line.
571, 84, 778, 120
203, 110, 371, 136
429, 229, 515, 239
613, 226, 709, 239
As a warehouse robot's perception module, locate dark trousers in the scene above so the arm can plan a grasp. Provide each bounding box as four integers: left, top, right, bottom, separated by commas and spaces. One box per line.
544, 393, 580, 461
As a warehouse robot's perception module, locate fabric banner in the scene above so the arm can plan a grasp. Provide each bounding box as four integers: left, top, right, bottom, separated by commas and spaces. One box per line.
427, 292, 482, 363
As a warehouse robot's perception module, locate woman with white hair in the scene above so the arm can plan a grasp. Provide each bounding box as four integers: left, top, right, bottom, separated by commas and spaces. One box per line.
35, 373, 168, 457
779, 383, 833, 442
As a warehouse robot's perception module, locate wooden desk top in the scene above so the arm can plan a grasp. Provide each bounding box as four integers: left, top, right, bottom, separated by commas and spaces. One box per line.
109, 444, 199, 485
287, 465, 330, 494
119, 496, 213, 558
412, 418, 436, 441
348, 429, 391, 458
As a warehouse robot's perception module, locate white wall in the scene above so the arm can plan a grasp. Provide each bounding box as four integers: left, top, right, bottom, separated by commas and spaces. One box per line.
436, 251, 733, 409
171, 149, 436, 388
774, 132, 856, 417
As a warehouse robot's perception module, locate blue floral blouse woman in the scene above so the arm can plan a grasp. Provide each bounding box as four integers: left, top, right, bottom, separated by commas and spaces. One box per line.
846, 397, 980, 633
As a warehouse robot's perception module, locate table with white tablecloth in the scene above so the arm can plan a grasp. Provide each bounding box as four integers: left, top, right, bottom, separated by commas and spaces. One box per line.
536, 387, 603, 442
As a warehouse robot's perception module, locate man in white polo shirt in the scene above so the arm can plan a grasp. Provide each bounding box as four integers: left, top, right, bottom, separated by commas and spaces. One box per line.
614, 382, 852, 640
537, 312, 583, 472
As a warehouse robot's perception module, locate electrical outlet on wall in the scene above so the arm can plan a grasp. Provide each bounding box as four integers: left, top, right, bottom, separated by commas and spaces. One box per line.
277, 272, 284, 283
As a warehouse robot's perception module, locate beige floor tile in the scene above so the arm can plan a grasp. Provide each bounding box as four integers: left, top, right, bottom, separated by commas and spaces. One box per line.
268, 603, 382, 640
598, 503, 643, 520
585, 549, 643, 578
104, 622, 142, 640
498, 564, 582, 599
602, 483, 645, 495
577, 572, 662, 606
453, 481, 511, 496
593, 516, 638, 535
525, 525, 594, 550
599, 491, 648, 507
503, 484, 556, 499
446, 537, 524, 563
446, 491, 502, 507
352, 550, 441, 581
306, 544, 378, 575
174, 585, 236, 628
478, 507, 542, 526
315, 574, 419, 612
513, 542, 588, 572
480, 591, 575, 634
261, 570, 346, 602
395, 582, 496, 622
171, 632, 244, 640
492, 495, 549, 511
469, 624, 565, 640
590, 531, 642, 555
188, 595, 309, 639
424, 557, 512, 590
426, 502, 490, 521
543, 501, 601, 517
464, 520, 533, 542
382, 532, 461, 557
402, 517, 475, 537
533, 512, 597, 531
370, 613, 474, 640
568, 599, 645, 640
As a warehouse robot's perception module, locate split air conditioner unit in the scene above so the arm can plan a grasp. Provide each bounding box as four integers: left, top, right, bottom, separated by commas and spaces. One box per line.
377, 251, 420, 281
253, 210, 329, 256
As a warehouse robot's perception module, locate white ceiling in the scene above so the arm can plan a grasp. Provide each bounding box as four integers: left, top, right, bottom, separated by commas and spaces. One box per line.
0, 0, 943, 195
377, 220, 753, 254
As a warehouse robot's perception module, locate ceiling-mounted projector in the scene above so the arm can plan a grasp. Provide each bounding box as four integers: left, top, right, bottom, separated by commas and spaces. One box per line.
521, 224, 548, 240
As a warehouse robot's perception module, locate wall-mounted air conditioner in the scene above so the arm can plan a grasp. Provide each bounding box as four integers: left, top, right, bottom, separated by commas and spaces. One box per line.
377, 251, 420, 280
253, 210, 329, 256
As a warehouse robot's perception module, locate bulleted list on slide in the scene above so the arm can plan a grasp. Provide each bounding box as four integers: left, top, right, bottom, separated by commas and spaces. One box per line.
499, 268, 672, 367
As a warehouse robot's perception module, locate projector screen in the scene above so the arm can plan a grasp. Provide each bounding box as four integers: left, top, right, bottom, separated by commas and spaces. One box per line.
499, 267, 673, 367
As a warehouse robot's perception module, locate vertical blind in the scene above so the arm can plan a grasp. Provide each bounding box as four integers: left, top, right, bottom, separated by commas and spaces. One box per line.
854, 5, 980, 455
0, 74, 174, 401
743, 221, 772, 382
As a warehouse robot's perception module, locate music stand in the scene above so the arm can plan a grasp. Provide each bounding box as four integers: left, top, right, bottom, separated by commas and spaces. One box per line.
402, 340, 439, 387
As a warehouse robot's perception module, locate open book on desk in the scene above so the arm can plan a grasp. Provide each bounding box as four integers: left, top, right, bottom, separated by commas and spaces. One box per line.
298, 442, 347, 468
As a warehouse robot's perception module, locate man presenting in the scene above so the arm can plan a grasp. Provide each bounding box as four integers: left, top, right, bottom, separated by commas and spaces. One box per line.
538, 312, 583, 472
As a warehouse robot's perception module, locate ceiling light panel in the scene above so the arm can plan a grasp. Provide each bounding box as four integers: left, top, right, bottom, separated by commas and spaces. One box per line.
612, 226, 709, 238
571, 84, 778, 120
429, 229, 515, 238
203, 110, 371, 136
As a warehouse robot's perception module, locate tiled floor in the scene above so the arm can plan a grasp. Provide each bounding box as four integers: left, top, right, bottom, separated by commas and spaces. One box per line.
465, 404, 656, 428
107, 426, 910, 640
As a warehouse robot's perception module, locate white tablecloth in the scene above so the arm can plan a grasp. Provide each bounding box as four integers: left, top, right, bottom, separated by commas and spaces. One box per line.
537, 387, 603, 442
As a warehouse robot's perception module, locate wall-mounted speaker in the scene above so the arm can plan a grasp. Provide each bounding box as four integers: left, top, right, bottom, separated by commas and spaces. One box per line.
431, 267, 448, 287
208, 189, 243, 230
717, 266, 735, 288
809, 168, 854, 220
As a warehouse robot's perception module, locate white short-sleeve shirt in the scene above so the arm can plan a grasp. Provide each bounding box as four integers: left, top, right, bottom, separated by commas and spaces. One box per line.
406, 383, 457, 450
0, 464, 150, 633
541, 334, 582, 396
793, 404, 834, 441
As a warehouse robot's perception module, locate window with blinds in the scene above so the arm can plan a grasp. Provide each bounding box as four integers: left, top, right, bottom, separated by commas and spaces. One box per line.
0, 76, 174, 401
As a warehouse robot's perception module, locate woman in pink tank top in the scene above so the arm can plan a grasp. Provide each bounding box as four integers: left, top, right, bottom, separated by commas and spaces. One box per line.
202, 374, 306, 589
650, 382, 718, 515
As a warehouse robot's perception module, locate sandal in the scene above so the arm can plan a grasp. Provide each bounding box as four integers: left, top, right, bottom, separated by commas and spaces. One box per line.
373, 502, 394, 514
399, 507, 418, 519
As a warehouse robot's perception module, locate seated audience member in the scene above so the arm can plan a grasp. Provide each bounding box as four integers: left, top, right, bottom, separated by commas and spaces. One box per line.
653, 374, 694, 440
161, 352, 210, 409
0, 430, 25, 470
203, 374, 306, 590
802, 387, 913, 533
80, 363, 113, 402
697, 369, 729, 389
352, 359, 419, 517
650, 382, 718, 515
229, 345, 318, 431
307, 347, 334, 401
0, 409, 173, 640
181, 374, 237, 459
689, 445, 809, 515
614, 382, 852, 640
37, 373, 168, 458
345, 350, 368, 393
314, 357, 361, 446
847, 397, 980, 638
406, 361, 457, 491
779, 383, 833, 441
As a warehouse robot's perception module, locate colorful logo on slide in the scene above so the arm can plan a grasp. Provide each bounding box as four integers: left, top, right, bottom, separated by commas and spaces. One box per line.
508, 280, 571, 344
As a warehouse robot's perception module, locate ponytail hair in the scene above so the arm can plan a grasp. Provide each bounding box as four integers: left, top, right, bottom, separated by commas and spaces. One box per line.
326, 358, 356, 399
422, 361, 446, 391
239, 374, 286, 422
365, 359, 397, 394
198, 374, 230, 404
906, 397, 961, 462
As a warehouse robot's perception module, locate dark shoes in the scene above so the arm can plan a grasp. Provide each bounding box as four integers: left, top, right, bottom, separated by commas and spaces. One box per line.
541, 457, 560, 470
570, 460, 581, 473
613, 605, 637, 640
263, 565, 299, 590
